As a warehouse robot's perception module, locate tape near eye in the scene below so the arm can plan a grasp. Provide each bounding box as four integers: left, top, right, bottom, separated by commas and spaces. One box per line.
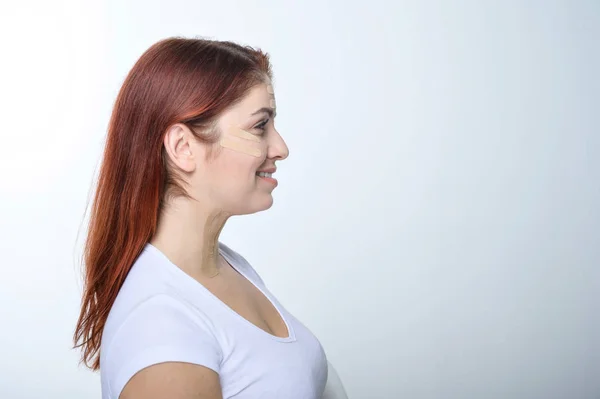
219, 129, 262, 158
228, 127, 261, 142
270, 98, 276, 109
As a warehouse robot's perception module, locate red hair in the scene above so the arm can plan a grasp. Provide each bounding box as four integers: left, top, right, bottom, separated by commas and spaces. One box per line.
73, 37, 273, 370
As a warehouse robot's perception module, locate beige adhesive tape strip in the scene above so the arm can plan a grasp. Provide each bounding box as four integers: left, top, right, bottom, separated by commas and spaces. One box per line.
219, 135, 262, 158
229, 127, 261, 142
266, 84, 274, 94
270, 98, 276, 108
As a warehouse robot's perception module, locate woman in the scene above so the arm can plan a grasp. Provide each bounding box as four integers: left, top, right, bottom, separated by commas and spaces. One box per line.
73, 37, 336, 398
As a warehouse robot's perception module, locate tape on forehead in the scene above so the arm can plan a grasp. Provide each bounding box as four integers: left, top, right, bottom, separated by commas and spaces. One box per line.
270, 98, 276, 109
266, 84, 274, 94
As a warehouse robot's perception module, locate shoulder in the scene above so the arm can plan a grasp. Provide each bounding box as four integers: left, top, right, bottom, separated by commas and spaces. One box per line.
101, 294, 222, 398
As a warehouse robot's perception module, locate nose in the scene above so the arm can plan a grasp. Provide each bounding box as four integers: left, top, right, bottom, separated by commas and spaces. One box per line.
267, 129, 289, 161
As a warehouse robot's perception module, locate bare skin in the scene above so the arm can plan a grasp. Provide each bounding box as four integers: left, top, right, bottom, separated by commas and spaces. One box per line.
120, 362, 222, 399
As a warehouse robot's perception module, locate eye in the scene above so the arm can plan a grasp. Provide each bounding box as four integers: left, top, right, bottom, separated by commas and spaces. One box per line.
254, 119, 269, 133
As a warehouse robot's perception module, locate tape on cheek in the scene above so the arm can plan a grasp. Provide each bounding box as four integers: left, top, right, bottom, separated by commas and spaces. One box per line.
219, 135, 262, 158
228, 127, 261, 142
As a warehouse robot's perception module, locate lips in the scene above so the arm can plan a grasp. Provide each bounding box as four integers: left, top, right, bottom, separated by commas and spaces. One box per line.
256, 167, 276, 174
256, 167, 276, 178
255, 165, 278, 187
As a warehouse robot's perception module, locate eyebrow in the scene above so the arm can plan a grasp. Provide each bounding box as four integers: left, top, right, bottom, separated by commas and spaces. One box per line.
251, 107, 277, 119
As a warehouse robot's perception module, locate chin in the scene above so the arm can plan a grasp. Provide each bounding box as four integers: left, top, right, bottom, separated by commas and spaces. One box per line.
235, 194, 274, 215
254, 195, 274, 213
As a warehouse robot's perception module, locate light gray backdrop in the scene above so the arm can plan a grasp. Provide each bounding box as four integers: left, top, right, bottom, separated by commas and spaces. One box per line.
0, 0, 598, 398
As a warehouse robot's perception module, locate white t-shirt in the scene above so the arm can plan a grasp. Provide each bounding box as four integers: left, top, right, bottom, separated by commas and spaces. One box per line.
100, 242, 328, 398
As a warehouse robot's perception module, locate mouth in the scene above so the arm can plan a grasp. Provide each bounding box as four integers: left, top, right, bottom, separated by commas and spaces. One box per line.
255, 169, 278, 187
256, 167, 276, 178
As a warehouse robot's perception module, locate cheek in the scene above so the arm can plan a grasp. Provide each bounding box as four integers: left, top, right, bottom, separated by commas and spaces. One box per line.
215, 152, 262, 186
227, 142, 266, 170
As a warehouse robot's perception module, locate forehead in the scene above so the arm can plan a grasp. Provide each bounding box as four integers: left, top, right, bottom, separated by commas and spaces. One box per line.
238, 83, 272, 109
219, 83, 273, 124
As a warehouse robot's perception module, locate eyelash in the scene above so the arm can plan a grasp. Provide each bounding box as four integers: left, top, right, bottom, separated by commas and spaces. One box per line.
255, 119, 269, 133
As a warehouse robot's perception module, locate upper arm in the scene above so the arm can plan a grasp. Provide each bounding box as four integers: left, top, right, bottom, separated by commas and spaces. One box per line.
120, 361, 222, 399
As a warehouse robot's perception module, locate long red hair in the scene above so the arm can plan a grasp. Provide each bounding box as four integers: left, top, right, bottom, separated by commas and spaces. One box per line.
73, 37, 273, 370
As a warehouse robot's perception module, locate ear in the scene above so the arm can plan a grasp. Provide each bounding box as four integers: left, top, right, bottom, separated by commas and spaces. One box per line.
163, 123, 196, 173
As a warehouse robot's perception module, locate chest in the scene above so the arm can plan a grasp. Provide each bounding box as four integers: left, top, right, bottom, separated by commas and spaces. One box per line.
201, 259, 290, 339
196, 261, 329, 398
216, 312, 329, 399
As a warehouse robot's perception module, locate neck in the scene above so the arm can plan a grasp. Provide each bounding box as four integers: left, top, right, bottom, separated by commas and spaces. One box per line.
150, 197, 230, 278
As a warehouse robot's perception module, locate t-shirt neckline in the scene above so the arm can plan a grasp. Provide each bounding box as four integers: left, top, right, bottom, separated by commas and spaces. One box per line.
144, 242, 297, 343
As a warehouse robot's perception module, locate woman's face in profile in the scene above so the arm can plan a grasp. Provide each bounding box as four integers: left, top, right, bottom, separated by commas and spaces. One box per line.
193, 82, 289, 215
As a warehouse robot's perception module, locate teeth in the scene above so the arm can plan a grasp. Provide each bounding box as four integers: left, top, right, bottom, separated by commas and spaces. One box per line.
257, 172, 272, 178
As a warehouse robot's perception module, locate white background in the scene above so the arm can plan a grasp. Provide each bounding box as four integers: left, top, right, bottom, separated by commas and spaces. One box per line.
0, 1, 598, 398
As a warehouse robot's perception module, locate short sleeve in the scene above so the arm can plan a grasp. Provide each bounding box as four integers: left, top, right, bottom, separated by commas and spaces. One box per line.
103, 294, 222, 398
